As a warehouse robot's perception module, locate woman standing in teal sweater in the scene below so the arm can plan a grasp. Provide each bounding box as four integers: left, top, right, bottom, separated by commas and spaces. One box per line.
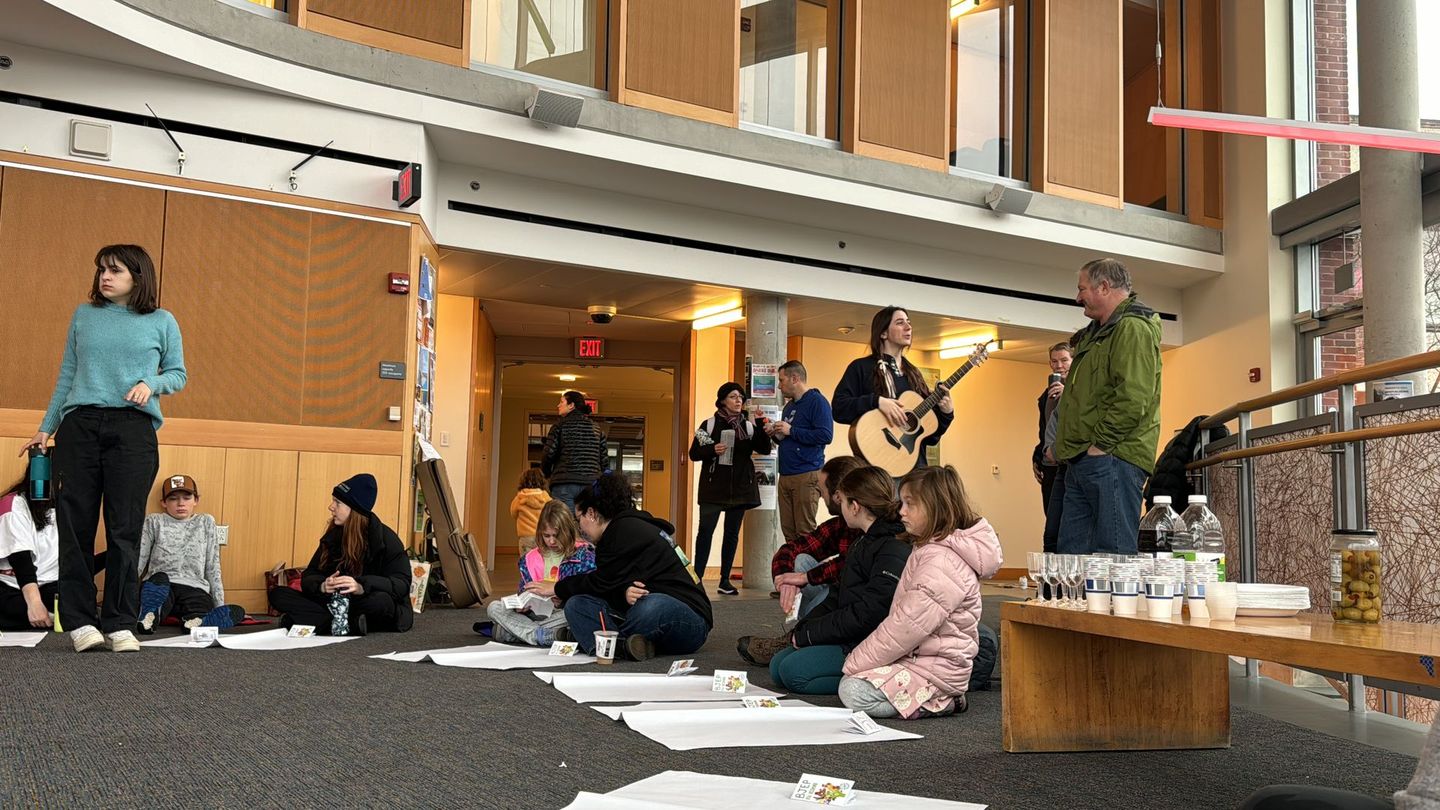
21, 245, 186, 653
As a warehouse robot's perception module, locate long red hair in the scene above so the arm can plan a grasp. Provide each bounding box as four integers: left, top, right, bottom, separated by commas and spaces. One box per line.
319, 511, 369, 575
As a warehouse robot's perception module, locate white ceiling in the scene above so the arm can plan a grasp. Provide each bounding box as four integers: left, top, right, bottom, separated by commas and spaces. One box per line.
444, 248, 1073, 362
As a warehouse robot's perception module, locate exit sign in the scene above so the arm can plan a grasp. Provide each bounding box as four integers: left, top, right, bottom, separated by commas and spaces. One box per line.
575, 336, 605, 359
392, 162, 421, 208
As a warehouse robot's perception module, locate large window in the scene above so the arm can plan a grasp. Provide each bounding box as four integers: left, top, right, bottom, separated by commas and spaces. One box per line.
471, 0, 606, 90
949, 0, 1028, 180
739, 0, 837, 139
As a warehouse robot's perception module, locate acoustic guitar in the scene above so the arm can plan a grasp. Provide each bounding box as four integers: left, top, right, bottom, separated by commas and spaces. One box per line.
848, 343, 990, 476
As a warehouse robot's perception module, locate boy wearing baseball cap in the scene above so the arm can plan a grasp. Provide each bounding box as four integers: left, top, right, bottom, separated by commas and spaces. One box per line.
136, 474, 244, 633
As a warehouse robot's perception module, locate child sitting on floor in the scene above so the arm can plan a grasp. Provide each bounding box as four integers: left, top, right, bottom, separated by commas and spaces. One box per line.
509, 468, 552, 552
838, 465, 1002, 719
486, 499, 595, 646
137, 474, 244, 633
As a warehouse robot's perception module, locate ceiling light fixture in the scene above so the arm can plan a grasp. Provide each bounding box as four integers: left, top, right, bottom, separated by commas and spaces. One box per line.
558, 374, 578, 382
692, 307, 745, 331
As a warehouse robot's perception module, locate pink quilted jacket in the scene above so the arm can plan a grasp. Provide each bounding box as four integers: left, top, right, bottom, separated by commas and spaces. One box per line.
842, 519, 1003, 696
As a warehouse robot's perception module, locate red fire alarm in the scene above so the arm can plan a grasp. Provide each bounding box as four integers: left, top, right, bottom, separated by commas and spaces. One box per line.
1248, 367, 1262, 383
388, 273, 410, 294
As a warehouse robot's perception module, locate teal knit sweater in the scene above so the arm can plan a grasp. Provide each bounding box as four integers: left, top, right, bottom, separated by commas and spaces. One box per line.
40, 303, 187, 433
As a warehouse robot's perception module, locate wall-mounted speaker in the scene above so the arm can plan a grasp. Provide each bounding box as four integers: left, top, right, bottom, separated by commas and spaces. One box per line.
70, 120, 112, 160
525, 88, 584, 128
984, 183, 1033, 215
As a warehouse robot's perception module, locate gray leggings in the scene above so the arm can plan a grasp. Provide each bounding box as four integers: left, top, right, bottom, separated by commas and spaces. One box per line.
838, 676, 899, 718
486, 599, 571, 645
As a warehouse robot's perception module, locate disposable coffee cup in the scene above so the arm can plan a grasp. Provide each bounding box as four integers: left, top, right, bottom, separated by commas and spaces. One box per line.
594, 630, 619, 664
1207, 582, 1239, 621
1146, 593, 1175, 619
1112, 593, 1138, 616
1086, 590, 1112, 614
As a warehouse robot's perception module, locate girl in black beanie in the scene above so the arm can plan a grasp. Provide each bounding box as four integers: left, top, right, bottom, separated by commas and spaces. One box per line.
267, 473, 413, 635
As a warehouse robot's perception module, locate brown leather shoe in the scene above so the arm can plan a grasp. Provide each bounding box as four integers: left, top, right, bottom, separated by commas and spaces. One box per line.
736, 634, 791, 666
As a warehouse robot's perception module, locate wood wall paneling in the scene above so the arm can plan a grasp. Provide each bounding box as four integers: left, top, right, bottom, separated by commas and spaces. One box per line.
308, 0, 465, 47
1185, 0, 1224, 227
303, 214, 409, 431
220, 448, 299, 612
466, 304, 497, 563
159, 193, 310, 425
0, 437, 28, 488
0, 168, 166, 411
612, 0, 741, 126
844, 0, 950, 171
293, 0, 469, 66
292, 451, 403, 569
1037, 0, 1123, 207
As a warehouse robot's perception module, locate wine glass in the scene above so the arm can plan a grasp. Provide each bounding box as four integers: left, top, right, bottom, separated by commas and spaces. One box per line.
1060, 555, 1084, 610
1026, 552, 1046, 604
1043, 553, 1063, 607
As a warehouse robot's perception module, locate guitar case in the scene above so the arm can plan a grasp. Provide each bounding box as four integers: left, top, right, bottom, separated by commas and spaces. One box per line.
416, 456, 491, 608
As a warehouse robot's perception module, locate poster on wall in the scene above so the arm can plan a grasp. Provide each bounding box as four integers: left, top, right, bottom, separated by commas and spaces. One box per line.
750, 363, 778, 400
754, 455, 778, 511
418, 256, 434, 302
413, 255, 438, 540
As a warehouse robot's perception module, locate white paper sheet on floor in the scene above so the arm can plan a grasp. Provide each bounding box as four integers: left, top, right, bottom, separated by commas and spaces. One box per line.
0, 631, 49, 648
380, 642, 596, 669
140, 635, 216, 648
591, 699, 814, 720
620, 706, 922, 751
370, 644, 495, 662
214, 628, 358, 650
559, 770, 987, 809
543, 672, 784, 704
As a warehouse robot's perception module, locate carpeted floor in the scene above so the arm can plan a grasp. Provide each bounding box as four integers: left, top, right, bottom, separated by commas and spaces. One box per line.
0, 596, 1418, 809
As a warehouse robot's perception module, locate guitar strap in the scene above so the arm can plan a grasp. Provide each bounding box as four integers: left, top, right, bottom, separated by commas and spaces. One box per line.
879, 356, 899, 399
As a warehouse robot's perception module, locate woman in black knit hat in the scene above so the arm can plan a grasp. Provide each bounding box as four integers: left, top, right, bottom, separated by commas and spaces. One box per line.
266, 473, 413, 635
688, 382, 772, 596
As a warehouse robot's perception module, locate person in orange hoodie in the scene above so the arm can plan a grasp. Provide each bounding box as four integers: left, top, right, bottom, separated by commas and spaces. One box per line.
839, 464, 1002, 719
510, 468, 552, 552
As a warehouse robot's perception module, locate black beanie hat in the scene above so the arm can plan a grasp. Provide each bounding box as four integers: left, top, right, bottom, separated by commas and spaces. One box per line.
334, 473, 378, 516
715, 382, 746, 409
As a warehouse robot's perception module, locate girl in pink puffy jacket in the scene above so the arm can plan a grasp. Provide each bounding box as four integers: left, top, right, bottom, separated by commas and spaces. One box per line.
838, 465, 1002, 719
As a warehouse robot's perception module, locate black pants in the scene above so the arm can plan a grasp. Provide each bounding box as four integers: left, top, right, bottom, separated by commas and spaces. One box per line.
694, 506, 746, 584
1039, 464, 1059, 516
0, 580, 59, 630
1238, 785, 1394, 810
146, 573, 215, 622
54, 407, 159, 634
1040, 464, 1067, 600
268, 587, 398, 634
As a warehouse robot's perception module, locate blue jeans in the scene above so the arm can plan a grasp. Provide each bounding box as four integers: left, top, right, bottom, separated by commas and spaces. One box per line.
549, 483, 586, 513
770, 644, 846, 695
564, 593, 710, 657
1057, 452, 1147, 554
793, 553, 829, 620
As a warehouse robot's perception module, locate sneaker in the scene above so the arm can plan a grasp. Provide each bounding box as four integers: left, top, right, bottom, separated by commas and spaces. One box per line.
534, 625, 555, 647
471, 620, 494, 637
625, 633, 656, 662
182, 617, 203, 630
71, 625, 105, 653
105, 630, 140, 652
200, 605, 246, 629
137, 579, 171, 635
717, 583, 739, 596
351, 614, 368, 637
736, 634, 791, 666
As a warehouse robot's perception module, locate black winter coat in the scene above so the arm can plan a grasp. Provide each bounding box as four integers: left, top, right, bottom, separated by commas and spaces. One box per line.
792, 518, 911, 652
542, 411, 607, 486
300, 516, 414, 632
1143, 415, 1230, 511
688, 414, 773, 509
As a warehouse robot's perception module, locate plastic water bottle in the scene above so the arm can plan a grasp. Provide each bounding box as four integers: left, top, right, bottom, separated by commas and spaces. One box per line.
1137, 496, 1184, 559
1177, 495, 1226, 581
27, 447, 51, 502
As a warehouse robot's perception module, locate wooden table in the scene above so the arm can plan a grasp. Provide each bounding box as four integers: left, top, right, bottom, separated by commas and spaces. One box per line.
1000, 601, 1440, 753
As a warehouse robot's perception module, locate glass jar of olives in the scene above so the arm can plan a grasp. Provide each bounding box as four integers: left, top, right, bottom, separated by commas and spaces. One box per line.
1330, 529, 1382, 624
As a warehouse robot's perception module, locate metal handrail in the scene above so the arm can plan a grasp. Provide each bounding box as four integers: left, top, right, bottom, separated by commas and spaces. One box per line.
1187, 417, 1440, 470
1199, 349, 1440, 429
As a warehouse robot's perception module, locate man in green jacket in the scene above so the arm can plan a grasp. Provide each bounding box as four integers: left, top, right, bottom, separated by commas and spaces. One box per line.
1053, 258, 1162, 554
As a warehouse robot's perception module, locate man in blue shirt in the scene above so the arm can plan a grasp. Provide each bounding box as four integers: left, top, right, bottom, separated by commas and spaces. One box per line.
766, 361, 834, 546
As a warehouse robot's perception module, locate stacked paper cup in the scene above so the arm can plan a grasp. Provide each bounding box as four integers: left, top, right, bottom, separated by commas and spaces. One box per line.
1084, 557, 1112, 613
1134, 557, 1156, 615
1111, 562, 1142, 615
1157, 558, 1187, 616
1185, 560, 1220, 619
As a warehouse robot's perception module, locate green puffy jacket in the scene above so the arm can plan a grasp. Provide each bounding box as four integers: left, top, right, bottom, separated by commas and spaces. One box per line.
1054, 294, 1162, 474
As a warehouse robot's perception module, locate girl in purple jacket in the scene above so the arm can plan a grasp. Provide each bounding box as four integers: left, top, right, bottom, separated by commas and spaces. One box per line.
839, 465, 1002, 719
485, 499, 595, 646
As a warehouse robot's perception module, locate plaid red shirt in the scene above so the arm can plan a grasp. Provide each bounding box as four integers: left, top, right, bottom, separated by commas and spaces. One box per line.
770, 516, 862, 586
